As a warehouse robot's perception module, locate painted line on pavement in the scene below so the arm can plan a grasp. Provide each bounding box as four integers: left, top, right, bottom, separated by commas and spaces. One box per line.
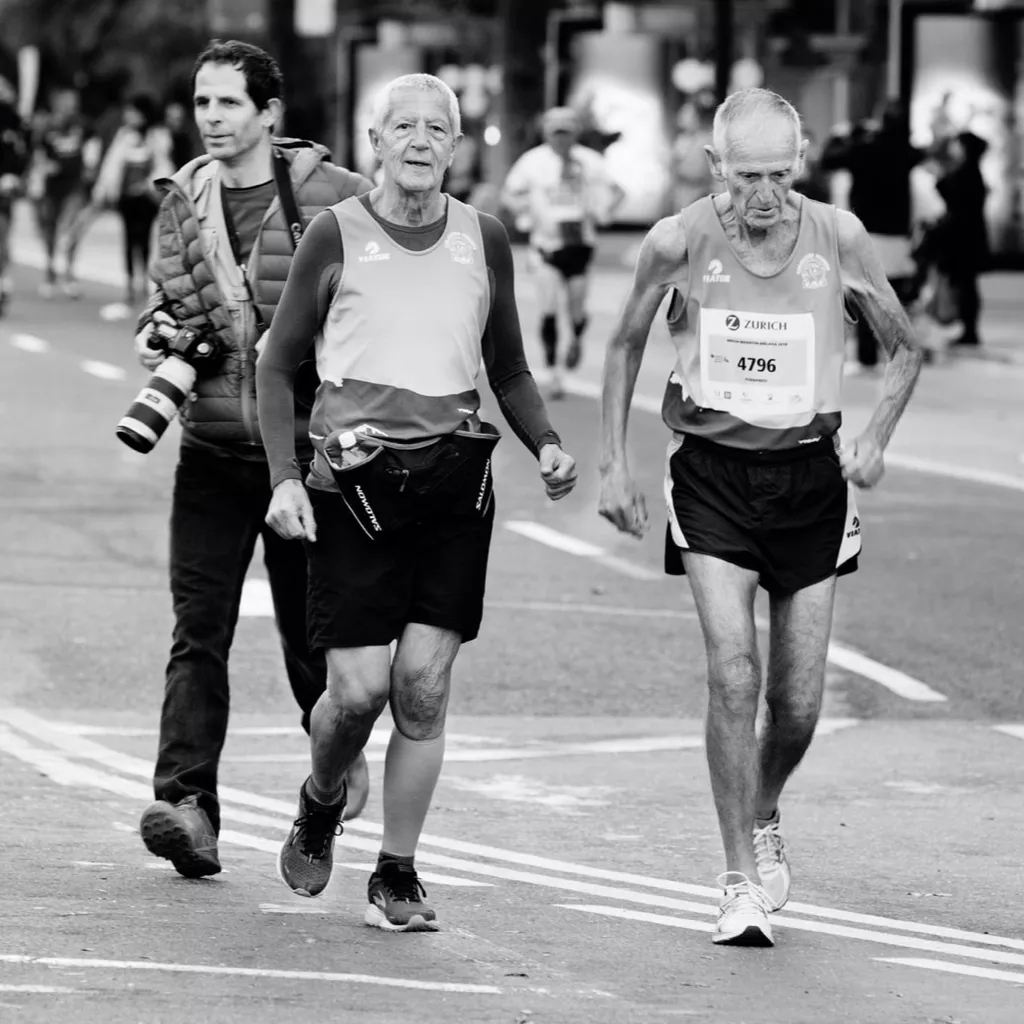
557, 905, 1024, 969
0, 955, 502, 995
5, 713, 1024, 961
9, 333, 50, 353
81, 359, 127, 381
993, 724, 1024, 741
0, 984, 82, 993
824, 642, 947, 703
503, 521, 661, 581
875, 957, 1024, 986
562, 378, 1024, 493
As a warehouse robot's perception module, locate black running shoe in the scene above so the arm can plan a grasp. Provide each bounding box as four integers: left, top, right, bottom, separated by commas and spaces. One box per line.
278, 777, 345, 898
139, 795, 221, 878
565, 339, 583, 370
364, 862, 438, 932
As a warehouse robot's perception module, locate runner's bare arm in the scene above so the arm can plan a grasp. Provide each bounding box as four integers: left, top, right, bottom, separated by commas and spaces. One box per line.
599, 215, 686, 469
836, 209, 924, 451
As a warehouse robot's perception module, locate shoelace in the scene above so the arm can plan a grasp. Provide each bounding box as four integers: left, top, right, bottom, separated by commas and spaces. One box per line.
293, 809, 342, 860
753, 821, 785, 866
378, 866, 428, 904
717, 873, 773, 917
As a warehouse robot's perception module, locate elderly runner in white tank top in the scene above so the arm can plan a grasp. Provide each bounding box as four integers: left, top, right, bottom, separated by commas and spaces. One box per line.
598, 88, 924, 947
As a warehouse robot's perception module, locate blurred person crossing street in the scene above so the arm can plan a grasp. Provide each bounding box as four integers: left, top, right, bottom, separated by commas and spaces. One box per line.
257, 73, 577, 931
0, 69, 30, 314
502, 106, 625, 398
133, 39, 374, 880
598, 88, 924, 947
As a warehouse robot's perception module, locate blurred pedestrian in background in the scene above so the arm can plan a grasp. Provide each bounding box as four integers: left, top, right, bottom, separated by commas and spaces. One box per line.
501, 106, 625, 398
822, 101, 923, 375
934, 131, 989, 348
92, 92, 174, 306
164, 99, 199, 170
0, 68, 29, 313
670, 100, 713, 211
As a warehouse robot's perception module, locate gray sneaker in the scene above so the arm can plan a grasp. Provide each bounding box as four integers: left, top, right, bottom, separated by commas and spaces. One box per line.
139, 795, 221, 878
278, 777, 345, 898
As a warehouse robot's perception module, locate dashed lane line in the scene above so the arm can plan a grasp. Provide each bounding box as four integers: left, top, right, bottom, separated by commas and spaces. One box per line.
80, 359, 127, 381
503, 520, 661, 581
4, 713, 1024, 959
875, 957, 1024, 986
993, 725, 1024, 741
9, 333, 50, 353
0, 955, 503, 995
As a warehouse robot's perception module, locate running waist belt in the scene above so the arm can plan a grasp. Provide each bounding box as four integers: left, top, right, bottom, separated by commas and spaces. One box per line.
324, 423, 501, 539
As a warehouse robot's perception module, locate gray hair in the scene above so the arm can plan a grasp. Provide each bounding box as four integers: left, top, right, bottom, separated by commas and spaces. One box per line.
712, 88, 802, 157
371, 73, 461, 137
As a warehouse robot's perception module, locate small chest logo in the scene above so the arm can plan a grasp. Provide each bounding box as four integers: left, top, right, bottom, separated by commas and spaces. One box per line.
797, 253, 830, 289
445, 231, 477, 265
703, 258, 731, 284
358, 240, 390, 263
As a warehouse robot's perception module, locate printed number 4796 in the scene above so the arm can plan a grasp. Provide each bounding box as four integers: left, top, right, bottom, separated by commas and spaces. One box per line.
737, 357, 777, 373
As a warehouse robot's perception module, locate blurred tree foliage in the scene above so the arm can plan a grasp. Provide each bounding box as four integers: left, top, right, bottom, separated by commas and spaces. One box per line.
1, 0, 209, 113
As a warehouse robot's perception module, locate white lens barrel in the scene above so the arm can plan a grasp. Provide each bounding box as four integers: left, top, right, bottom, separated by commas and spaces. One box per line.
115, 356, 197, 453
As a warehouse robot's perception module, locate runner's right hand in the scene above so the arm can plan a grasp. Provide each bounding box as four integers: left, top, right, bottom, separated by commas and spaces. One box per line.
134, 310, 179, 371
266, 479, 317, 542
598, 463, 649, 539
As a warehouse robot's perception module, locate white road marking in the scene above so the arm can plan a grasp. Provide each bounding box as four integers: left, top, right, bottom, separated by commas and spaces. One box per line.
824, 642, 947, 702
503, 521, 661, 581
558, 904, 1024, 969
10, 333, 50, 353
80, 360, 127, 381
0, 955, 502, 995
875, 957, 1024, 985
0, 984, 82, 993
562, 378, 1024, 493
993, 725, 1024, 741
71, 861, 116, 868
5, 712, 1024, 958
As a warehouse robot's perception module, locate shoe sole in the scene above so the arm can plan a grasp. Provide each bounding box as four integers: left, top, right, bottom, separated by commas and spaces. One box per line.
140, 809, 220, 879
364, 905, 439, 932
712, 924, 774, 947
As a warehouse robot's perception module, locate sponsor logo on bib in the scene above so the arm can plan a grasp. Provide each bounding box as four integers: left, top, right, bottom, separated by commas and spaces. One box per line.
703, 258, 731, 284
797, 252, 830, 289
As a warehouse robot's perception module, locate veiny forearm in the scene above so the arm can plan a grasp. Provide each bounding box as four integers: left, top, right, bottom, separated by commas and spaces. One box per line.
599, 332, 646, 469
865, 341, 924, 450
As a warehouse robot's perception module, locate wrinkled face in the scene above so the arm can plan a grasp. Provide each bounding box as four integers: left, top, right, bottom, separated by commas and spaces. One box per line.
194, 63, 276, 165
708, 114, 806, 231
371, 86, 459, 195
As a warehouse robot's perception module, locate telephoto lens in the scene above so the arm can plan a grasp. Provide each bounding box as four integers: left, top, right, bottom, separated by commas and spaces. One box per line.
115, 355, 197, 453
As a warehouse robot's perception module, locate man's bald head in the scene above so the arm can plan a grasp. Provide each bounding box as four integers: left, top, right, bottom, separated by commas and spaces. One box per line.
711, 88, 802, 161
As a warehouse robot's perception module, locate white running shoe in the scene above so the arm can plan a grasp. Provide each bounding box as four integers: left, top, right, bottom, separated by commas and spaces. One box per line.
713, 871, 774, 947
548, 367, 565, 401
753, 814, 791, 911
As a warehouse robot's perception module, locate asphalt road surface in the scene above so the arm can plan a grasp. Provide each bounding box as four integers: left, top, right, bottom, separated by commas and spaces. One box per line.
1, 210, 1023, 1023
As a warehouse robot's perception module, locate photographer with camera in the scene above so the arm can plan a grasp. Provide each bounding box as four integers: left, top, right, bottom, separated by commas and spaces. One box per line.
131, 39, 374, 879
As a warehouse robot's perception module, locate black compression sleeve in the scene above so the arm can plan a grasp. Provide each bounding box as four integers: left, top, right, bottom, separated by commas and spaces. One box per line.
478, 213, 561, 457
256, 209, 343, 488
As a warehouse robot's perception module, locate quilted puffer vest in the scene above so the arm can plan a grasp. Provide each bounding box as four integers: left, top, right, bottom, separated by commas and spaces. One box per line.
147, 140, 371, 455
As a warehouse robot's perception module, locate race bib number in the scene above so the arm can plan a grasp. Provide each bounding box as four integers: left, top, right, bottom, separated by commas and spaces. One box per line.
699, 307, 816, 416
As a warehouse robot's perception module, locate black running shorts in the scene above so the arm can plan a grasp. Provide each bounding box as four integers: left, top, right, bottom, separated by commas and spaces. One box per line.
537, 244, 594, 280
664, 434, 861, 595
304, 487, 495, 649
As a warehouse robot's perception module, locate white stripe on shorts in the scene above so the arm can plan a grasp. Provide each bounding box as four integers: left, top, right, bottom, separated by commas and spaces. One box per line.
664, 437, 688, 550
835, 481, 863, 569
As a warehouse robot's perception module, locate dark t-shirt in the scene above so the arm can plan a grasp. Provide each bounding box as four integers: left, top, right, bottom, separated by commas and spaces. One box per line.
257, 193, 560, 487
37, 116, 88, 189
222, 179, 276, 263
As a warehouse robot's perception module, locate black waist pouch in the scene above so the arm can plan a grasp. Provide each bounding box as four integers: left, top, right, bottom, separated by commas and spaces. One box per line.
326, 423, 501, 540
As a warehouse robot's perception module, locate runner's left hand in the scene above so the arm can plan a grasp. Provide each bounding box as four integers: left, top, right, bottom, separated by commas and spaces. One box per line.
539, 443, 577, 501
840, 433, 885, 488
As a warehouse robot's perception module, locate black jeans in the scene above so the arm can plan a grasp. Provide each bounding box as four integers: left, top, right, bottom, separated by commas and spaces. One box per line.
153, 443, 325, 832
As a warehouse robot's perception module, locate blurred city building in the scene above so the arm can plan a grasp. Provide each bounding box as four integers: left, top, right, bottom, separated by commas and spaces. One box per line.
4, 0, 1024, 257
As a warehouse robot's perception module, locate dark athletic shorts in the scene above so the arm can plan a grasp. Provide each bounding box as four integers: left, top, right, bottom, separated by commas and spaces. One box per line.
304, 486, 495, 649
536, 244, 594, 280
664, 433, 861, 595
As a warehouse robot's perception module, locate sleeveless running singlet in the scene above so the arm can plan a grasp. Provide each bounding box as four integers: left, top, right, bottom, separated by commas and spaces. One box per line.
663, 194, 847, 451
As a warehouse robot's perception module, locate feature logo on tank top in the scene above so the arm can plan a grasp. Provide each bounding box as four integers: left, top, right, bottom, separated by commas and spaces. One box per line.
703, 258, 731, 284
358, 240, 390, 263
797, 253, 830, 289
444, 231, 477, 265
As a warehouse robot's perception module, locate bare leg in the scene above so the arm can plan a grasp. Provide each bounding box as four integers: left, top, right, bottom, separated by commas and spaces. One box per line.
308, 645, 391, 804
381, 623, 461, 856
682, 552, 763, 882
756, 575, 837, 819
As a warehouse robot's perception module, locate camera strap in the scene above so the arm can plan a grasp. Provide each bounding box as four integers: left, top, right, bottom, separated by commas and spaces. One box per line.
220, 149, 307, 333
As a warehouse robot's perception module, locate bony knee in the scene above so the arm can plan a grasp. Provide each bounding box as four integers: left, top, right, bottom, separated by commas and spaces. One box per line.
393, 716, 445, 742
327, 679, 390, 720
708, 652, 762, 710
765, 691, 821, 730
